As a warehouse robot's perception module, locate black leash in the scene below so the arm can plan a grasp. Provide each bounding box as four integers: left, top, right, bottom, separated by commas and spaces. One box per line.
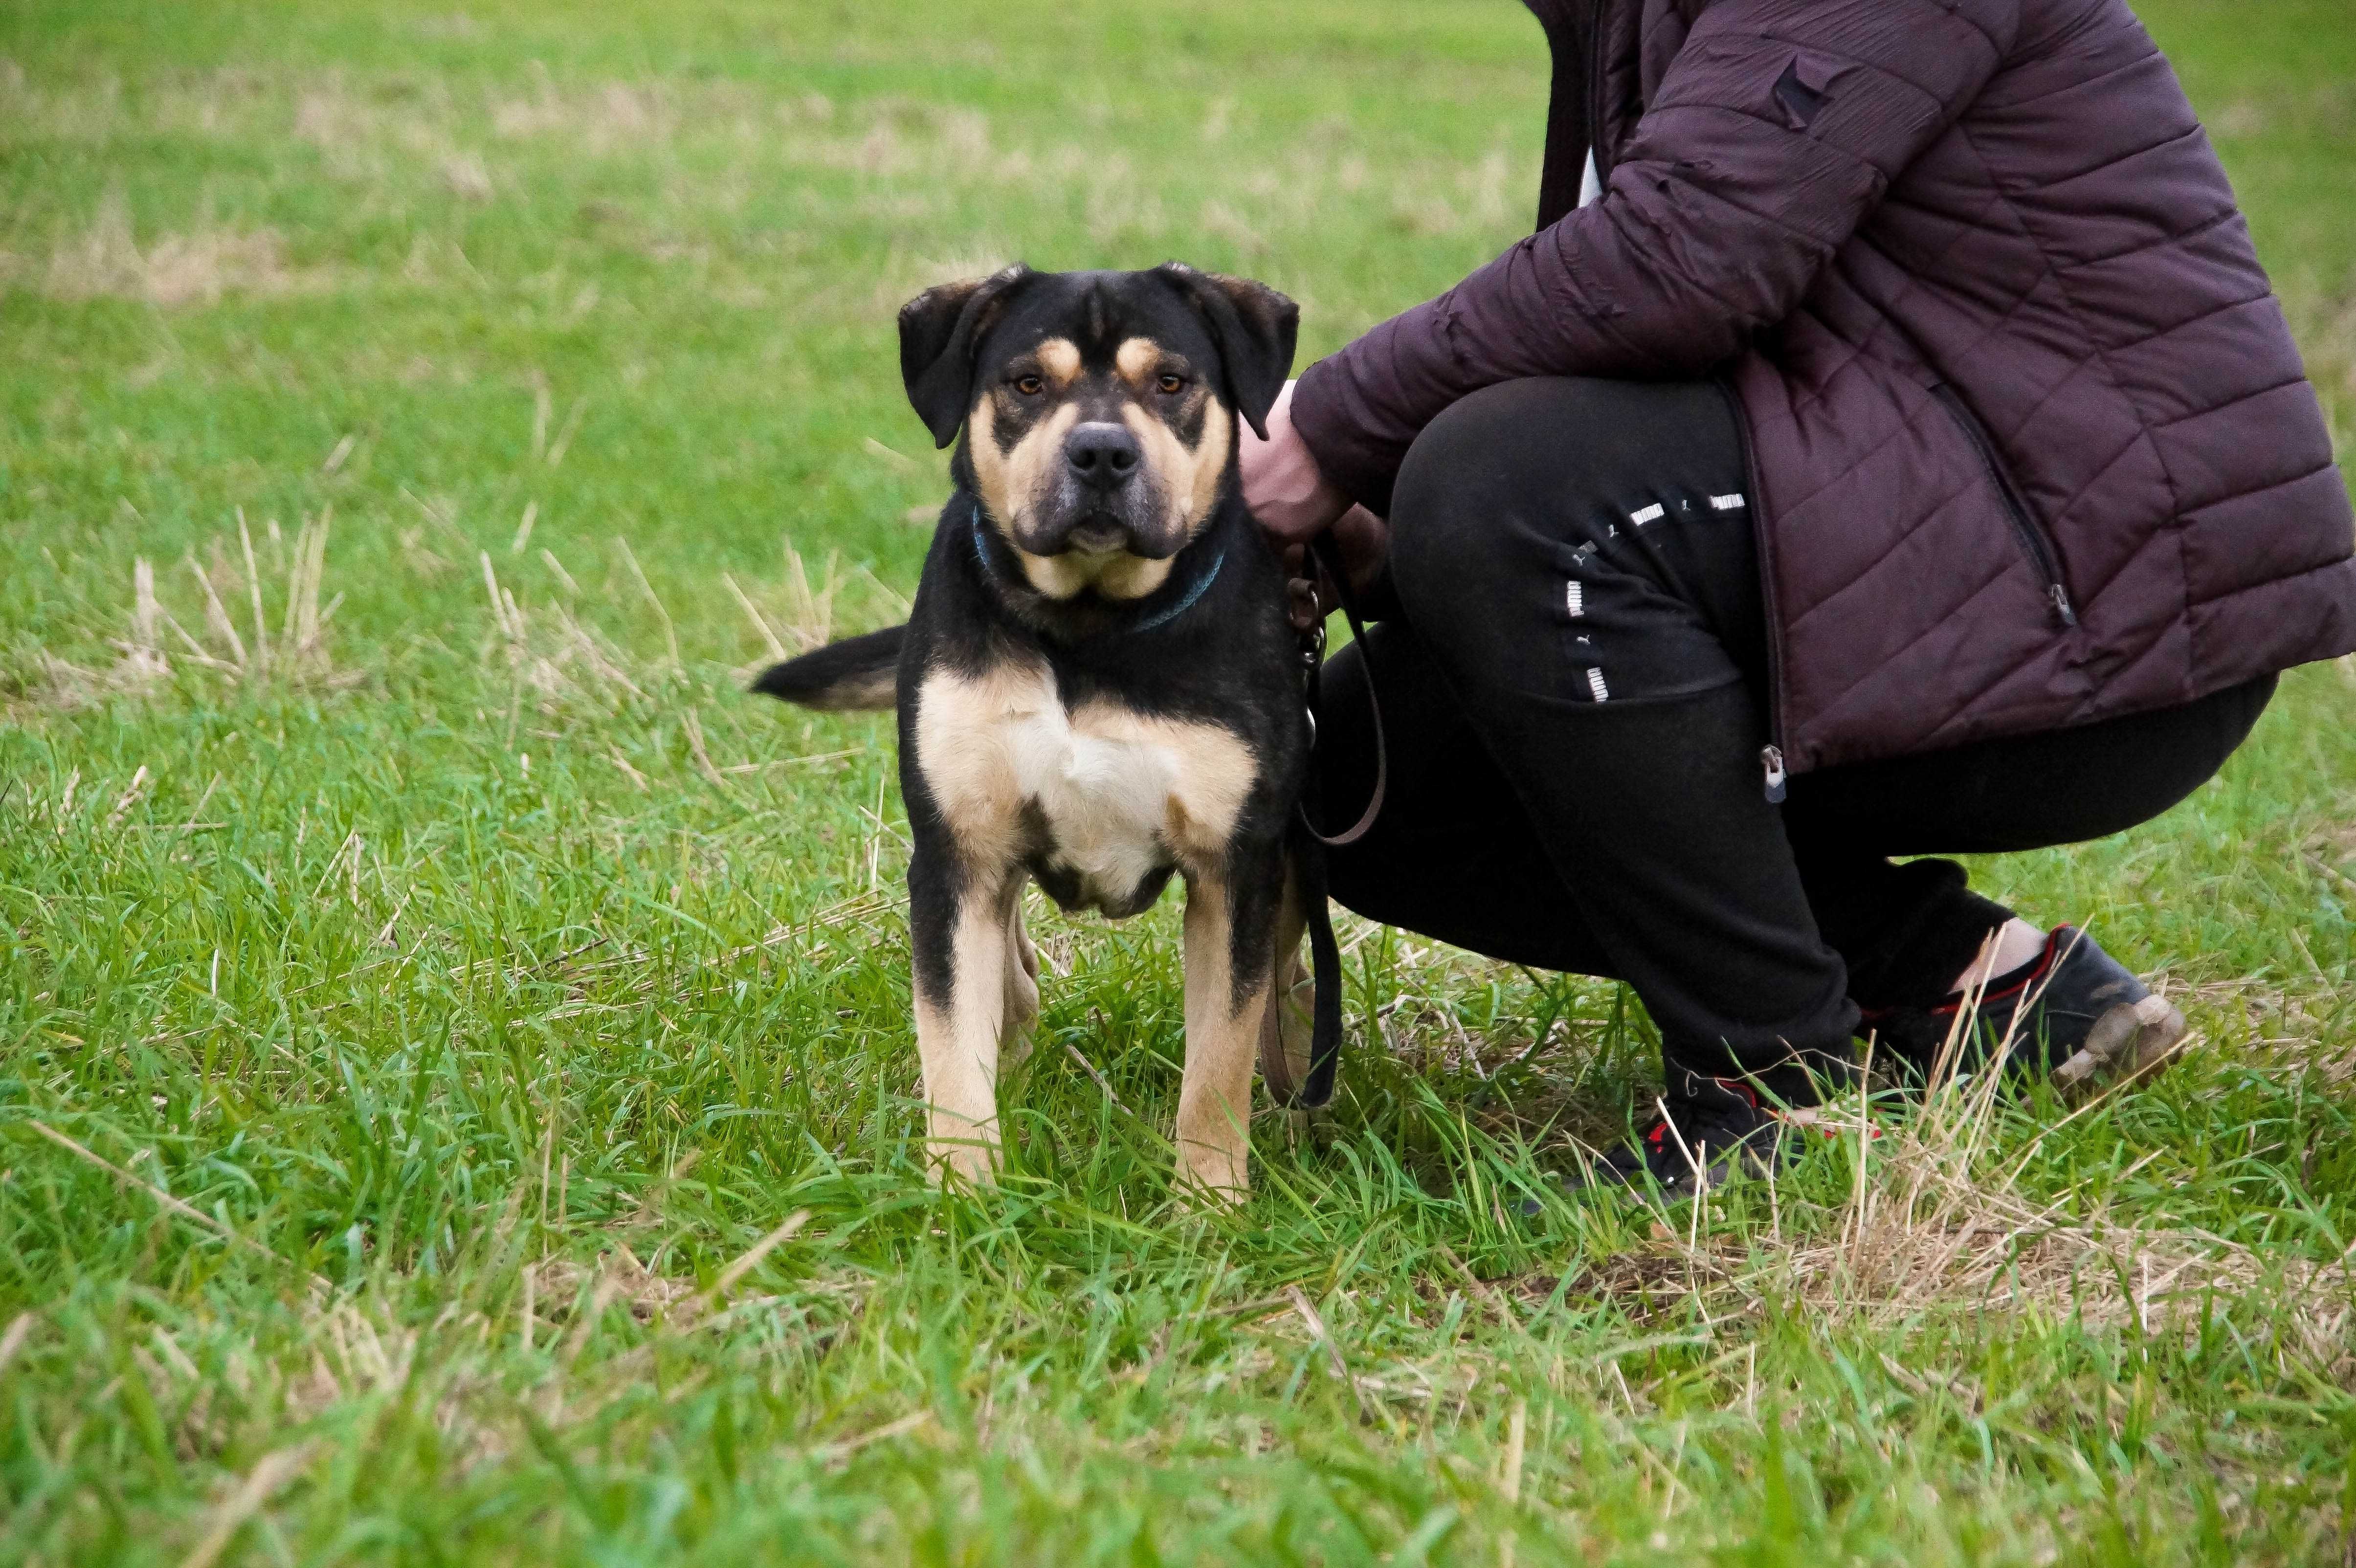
1269, 533, 1388, 1110
1296, 534, 1386, 849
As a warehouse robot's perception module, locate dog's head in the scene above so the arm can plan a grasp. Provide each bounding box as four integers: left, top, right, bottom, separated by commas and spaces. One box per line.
899, 264, 1298, 601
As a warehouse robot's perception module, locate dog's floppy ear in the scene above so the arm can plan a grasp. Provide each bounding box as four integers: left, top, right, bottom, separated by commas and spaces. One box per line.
1153, 263, 1299, 440
899, 265, 1034, 449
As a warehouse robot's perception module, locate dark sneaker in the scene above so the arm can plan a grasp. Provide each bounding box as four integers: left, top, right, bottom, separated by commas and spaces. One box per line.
1566, 1076, 1822, 1202
1858, 926, 2187, 1101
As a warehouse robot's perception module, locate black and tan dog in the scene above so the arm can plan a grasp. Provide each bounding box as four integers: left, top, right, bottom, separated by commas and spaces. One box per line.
754, 264, 1332, 1200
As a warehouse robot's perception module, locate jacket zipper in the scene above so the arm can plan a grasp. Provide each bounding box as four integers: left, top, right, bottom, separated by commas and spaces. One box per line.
1931, 383, 2078, 629
1712, 378, 1789, 803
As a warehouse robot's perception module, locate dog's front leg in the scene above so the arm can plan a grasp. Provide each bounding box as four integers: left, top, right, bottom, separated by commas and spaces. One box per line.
1175, 851, 1279, 1201
909, 841, 1017, 1185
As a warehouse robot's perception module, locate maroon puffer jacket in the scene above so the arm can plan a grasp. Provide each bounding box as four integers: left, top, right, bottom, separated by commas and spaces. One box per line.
1291, 0, 2356, 773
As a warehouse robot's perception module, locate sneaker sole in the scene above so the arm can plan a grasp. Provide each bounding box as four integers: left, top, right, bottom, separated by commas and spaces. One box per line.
2050, 994, 2187, 1103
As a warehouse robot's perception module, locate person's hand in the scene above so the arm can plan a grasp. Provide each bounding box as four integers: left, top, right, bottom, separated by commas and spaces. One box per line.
1238, 379, 1351, 545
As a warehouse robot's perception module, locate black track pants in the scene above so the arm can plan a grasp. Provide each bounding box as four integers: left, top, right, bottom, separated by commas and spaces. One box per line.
1312, 377, 2273, 1106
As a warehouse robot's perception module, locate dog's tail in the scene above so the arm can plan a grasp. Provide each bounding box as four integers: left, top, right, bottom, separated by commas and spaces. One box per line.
749, 625, 905, 711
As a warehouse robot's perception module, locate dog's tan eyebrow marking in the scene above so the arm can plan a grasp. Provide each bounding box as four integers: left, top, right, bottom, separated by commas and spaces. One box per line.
1036, 337, 1082, 388
1115, 337, 1163, 390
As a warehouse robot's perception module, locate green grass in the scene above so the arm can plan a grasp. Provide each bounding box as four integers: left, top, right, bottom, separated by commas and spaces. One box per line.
2, 0, 2354, 1562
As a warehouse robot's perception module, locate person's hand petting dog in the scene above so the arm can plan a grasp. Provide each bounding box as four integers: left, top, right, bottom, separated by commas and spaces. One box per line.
1238, 378, 1391, 627
1237, 380, 1350, 540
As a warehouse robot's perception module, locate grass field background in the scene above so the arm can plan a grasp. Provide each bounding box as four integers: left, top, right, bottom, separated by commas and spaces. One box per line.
2, 1, 2354, 1562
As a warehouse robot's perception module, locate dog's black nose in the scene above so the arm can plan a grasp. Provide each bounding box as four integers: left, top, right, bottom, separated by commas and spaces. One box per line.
1066, 422, 1141, 490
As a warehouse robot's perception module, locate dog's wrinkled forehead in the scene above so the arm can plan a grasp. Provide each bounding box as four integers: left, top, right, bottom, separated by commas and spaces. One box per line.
897, 263, 1297, 454
976, 272, 1223, 392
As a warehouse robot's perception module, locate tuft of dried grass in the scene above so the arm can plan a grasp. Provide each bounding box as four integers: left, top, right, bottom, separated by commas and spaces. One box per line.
439, 150, 494, 201
725, 535, 911, 674
1758, 1089, 2334, 1340
488, 78, 685, 152
25, 511, 352, 710
727, 536, 838, 659
8, 189, 330, 307
529, 1247, 698, 1334
1553, 993, 2354, 1381
479, 551, 645, 711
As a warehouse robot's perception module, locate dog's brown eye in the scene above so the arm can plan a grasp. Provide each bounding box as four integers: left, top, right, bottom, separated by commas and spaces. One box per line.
1013, 374, 1045, 397
1156, 374, 1185, 395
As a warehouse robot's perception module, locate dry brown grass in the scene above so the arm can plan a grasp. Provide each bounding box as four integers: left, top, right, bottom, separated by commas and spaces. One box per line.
2, 190, 329, 307
1761, 1093, 2348, 1348
528, 1247, 701, 1332
479, 550, 650, 713
723, 536, 912, 671
1549, 1018, 2356, 1382
23, 511, 352, 710
4, 63, 1530, 322
489, 77, 691, 152
439, 149, 494, 201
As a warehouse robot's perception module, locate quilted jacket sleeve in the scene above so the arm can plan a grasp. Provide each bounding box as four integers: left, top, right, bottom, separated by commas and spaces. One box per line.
1290, 0, 2023, 514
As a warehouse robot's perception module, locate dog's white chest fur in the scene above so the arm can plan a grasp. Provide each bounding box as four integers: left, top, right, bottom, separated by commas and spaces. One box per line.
914, 662, 1256, 912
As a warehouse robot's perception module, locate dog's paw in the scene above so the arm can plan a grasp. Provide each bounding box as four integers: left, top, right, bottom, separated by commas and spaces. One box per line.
1170, 1153, 1250, 1212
